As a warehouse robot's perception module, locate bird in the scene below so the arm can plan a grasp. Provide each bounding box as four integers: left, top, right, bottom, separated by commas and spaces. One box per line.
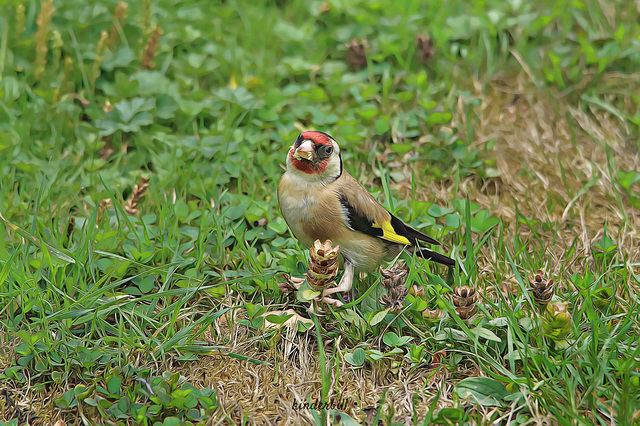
277, 130, 455, 296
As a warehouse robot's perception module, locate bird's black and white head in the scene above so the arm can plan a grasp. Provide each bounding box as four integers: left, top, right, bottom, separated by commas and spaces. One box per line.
286, 131, 342, 183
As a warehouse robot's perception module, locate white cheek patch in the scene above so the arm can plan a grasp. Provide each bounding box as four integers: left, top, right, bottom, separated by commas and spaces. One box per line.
322, 154, 341, 178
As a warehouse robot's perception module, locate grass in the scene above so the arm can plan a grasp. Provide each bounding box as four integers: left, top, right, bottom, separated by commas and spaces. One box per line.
1, 0, 639, 424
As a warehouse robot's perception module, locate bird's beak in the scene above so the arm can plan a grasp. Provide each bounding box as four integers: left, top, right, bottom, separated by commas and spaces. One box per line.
292, 140, 315, 161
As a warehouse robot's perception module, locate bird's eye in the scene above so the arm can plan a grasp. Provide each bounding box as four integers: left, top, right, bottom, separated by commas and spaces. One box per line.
324, 145, 333, 155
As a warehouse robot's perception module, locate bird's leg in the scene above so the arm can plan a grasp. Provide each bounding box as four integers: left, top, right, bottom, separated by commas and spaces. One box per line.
324, 262, 354, 296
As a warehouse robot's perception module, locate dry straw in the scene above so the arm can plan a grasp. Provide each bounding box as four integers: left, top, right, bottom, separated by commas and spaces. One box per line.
124, 176, 150, 215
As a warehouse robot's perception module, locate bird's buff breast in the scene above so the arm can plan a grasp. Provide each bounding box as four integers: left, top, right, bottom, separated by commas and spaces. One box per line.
279, 173, 389, 273
279, 174, 329, 248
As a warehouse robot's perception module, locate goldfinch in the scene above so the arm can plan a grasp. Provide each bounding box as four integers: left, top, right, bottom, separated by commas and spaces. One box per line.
278, 131, 455, 296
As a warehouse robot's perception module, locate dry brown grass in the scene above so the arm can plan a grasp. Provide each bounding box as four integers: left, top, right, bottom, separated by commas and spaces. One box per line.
454, 74, 639, 297
0, 334, 60, 425
187, 320, 457, 425
4, 73, 639, 425
459, 74, 639, 238
198, 73, 639, 424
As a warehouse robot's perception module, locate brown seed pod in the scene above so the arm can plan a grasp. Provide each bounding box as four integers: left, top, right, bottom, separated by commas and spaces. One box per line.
415, 34, 434, 62
379, 265, 409, 312
306, 240, 340, 291
345, 38, 369, 71
380, 265, 408, 290
529, 269, 554, 305
452, 286, 478, 319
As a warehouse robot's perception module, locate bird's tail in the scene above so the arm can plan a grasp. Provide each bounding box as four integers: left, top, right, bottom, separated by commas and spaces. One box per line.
417, 247, 456, 267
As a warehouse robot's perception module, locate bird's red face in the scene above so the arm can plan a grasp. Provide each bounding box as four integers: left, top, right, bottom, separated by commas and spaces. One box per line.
288, 131, 340, 175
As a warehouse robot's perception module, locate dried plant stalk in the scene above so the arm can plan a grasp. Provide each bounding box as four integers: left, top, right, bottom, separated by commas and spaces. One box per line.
108, 2, 129, 48
50, 30, 63, 76
91, 30, 109, 88
34, 0, 56, 80
62, 56, 75, 92
124, 176, 150, 215
97, 198, 112, 223
142, 26, 162, 70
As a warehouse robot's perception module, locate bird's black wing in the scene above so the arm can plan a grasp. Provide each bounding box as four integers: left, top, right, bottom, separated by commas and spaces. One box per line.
337, 193, 441, 246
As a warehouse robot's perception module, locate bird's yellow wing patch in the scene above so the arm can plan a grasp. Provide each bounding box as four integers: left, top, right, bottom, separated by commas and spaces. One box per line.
372, 220, 411, 245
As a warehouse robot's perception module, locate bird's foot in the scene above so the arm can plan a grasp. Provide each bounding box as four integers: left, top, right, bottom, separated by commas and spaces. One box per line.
323, 262, 354, 296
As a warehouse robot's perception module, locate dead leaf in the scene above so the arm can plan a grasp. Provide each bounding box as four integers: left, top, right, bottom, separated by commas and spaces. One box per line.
262, 309, 314, 331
